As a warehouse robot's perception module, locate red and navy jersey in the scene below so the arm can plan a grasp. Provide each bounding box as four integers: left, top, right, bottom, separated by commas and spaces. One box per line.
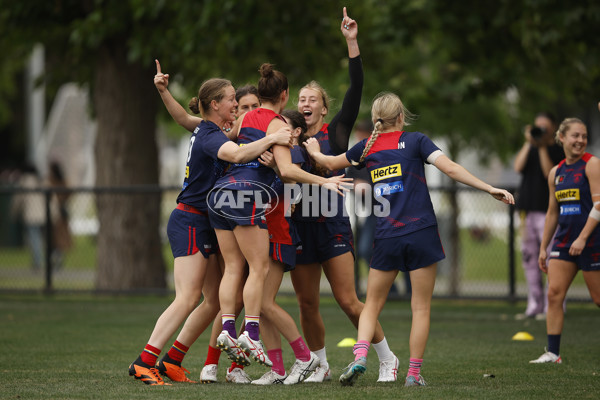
314, 124, 344, 177
345, 131, 440, 239
294, 123, 348, 222
215, 108, 283, 189
176, 120, 229, 211
267, 145, 309, 245
553, 153, 599, 248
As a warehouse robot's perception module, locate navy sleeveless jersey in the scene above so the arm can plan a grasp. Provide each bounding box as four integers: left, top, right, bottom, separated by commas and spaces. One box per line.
345, 131, 441, 239
176, 120, 229, 211
214, 108, 283, 190
553, 153, 600, 248
293, 123, 348, 222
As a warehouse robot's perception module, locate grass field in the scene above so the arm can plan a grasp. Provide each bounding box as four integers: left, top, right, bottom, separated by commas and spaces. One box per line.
0, 295, 598, 399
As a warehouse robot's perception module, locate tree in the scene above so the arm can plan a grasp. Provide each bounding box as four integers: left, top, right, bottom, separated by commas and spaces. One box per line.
2, 0, 598, 291
0, 0, 344, 290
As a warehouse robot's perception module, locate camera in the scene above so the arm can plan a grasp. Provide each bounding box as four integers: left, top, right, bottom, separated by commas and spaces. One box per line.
530, 126, 546, 140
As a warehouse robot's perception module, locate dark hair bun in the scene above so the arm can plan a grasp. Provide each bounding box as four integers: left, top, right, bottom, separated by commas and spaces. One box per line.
188, 97, 200, 114
259, 63, 274, 79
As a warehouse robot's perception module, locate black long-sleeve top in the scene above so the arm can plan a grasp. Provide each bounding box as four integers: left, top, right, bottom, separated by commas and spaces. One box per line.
327, 55, 363, 156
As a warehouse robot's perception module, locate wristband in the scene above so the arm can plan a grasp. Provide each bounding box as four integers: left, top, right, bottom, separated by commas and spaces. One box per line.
590, 203, 600, 221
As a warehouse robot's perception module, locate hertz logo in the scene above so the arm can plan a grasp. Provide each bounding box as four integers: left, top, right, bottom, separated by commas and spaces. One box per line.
555, 189, 580, 202
371, 164, 402, 183
185, 166, 189, 178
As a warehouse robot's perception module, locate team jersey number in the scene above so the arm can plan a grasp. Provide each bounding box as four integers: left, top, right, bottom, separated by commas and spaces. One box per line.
187, 136, 196, 163
184, 136, 196, 179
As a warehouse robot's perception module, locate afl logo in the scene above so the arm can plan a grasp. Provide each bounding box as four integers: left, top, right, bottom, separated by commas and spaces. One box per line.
208, 180, 279, 221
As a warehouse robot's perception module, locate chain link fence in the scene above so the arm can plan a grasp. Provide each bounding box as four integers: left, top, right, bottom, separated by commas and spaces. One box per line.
0, 184, 592, 301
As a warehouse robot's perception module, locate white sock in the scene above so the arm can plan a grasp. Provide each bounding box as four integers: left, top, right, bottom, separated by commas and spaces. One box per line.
313, 347, 329, 368
372, 337, 395, 362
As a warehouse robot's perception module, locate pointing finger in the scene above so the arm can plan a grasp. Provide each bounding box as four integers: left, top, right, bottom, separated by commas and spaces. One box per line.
343, 7, 347, 19
155, 59, 161, 74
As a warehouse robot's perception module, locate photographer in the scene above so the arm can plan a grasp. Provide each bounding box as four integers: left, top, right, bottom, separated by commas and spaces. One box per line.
513, 112, 564, 320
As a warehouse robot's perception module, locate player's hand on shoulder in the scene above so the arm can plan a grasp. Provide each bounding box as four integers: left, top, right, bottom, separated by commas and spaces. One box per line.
271, 126, 293, 147
304, 137, 320, 156
258, 151, 276, 169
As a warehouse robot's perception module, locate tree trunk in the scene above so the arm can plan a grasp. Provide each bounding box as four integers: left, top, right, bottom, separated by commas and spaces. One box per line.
93, 41, 166, 290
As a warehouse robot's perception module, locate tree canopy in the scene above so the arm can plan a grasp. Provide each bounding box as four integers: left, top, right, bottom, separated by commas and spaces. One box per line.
1, 0, 598, 288
2, 0, 598, 160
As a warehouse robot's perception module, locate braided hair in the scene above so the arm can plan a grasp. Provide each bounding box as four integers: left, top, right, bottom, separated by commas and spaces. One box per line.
358, 92, 415, 163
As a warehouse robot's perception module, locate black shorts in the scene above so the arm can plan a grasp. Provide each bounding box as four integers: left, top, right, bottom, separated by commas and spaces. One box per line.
295, 219, 354, 264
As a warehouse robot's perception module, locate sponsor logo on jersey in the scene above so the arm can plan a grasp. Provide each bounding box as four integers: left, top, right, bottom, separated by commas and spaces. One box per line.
371, 163, 402, 183
555, 175, 565, 185
234, 160, 260, 168
560, 204, 581, 215
550, 251, 560, 257
185, 166, 190, 178
398, 142, 406, 149
374, 181, 404, 197
555, 188, 580, 202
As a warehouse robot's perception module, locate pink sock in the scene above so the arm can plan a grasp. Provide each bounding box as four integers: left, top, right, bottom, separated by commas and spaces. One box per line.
289, 337, 311, 362
408, 358, 423, 377
267, 348, 285, 376
352, 340, 370, 361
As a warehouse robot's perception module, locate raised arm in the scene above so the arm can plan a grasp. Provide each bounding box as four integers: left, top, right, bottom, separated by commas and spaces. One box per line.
328, 7, 363, 155
434, 154, 514, 204
154, 59, 202, 133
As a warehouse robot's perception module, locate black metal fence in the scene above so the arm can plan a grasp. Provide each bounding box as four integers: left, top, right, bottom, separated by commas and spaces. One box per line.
0, 185, 592, 301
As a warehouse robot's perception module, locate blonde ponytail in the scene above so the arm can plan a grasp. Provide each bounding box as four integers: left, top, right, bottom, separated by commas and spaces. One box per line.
359, 119, 383, 163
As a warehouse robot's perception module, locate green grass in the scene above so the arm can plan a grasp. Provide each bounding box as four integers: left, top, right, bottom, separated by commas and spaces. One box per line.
0, 295, 598, 399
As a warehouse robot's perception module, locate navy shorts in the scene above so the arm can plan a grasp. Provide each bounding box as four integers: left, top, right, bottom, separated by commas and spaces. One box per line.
167, 205, 218, 259
208, 190, 268, 231
266, 201, 299, 271
270, 242, 296, 272
549, 239, 600, 271
295, 219, 354, 264
370, 225, 445, 272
